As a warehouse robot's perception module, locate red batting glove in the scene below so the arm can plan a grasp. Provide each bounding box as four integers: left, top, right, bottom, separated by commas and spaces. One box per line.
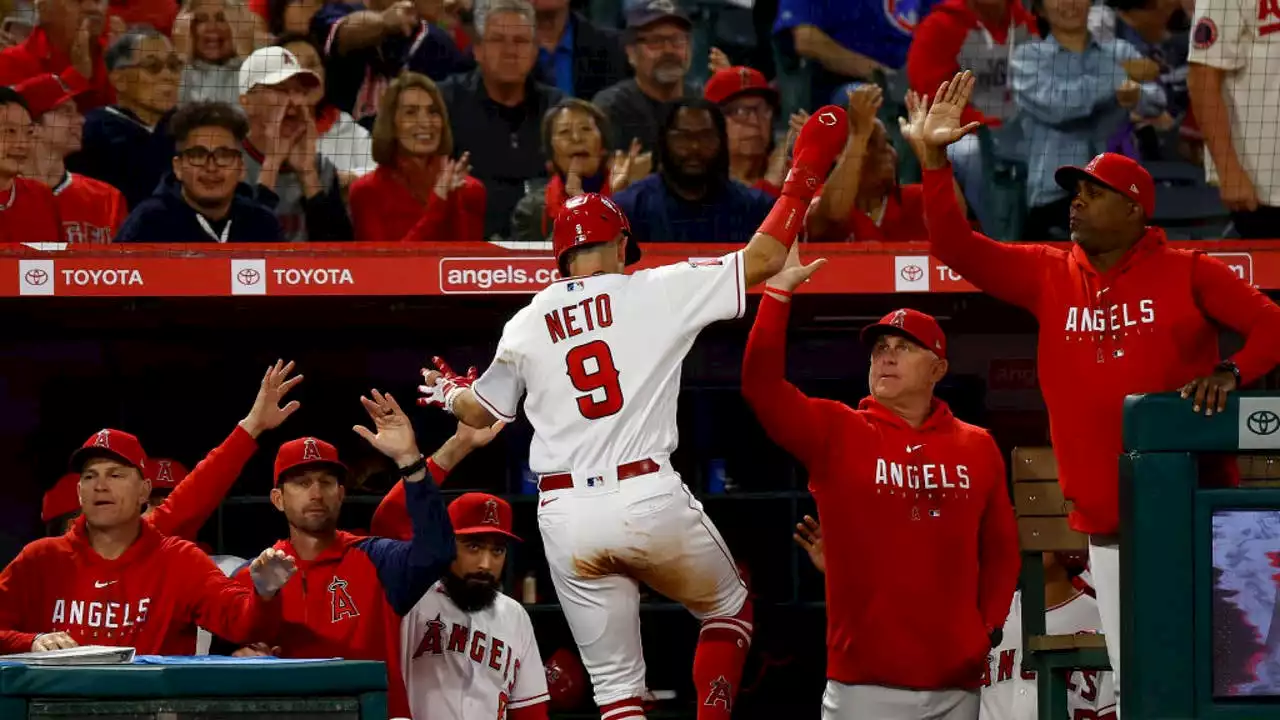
782, 105, 850, 201
417, 356, 478, 415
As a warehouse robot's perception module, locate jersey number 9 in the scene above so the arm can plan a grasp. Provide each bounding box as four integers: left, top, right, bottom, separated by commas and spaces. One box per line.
565, 340, 624, 419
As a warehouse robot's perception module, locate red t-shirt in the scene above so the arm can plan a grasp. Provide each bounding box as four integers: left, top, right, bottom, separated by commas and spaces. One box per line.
0, 177, 61, 243
53, 173, 127, 244
348, 165, 486, 242
808, 184, 928, 242
0, 517, 280, 654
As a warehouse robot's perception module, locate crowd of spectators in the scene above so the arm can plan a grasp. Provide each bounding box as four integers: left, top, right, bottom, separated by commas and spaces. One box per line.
0, 0, 1270, 244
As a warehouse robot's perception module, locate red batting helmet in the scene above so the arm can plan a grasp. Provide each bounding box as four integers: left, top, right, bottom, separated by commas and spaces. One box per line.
544, 647, 588, 711
551, 193, 641, 276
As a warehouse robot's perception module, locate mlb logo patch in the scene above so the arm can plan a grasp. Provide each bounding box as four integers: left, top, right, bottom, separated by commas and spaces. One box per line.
586, 476, 601, 487
929, 509, 941, 518
567, 281, 585, 291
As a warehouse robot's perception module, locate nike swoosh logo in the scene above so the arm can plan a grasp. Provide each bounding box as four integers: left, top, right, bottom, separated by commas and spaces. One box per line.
540, 497, 559, 507
94, 581, 116, 588
906, 445, 924, 453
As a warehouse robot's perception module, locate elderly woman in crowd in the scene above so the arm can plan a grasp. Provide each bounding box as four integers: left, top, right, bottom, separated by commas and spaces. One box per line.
276, 33, 374, 181
174, 0, 268, 104
348, 72, 485, 242
510, 98, 647, 243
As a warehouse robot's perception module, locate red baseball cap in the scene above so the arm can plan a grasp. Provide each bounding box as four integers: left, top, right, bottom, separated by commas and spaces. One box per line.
69, 429, 148, 474
14, 73, 81, 118
1055, 152, 1155, 218
42, 473, 81, 523
145, 458, 190, 491
704, 66, 778, 106
860, 308, 947, 359
273, 437, 348, 486
448, 492, 521, 541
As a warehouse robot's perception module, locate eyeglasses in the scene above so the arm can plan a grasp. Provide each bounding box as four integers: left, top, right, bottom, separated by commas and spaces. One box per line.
724, 104, 773, 123
122, 55, 184, 75
178, 146, 241, 167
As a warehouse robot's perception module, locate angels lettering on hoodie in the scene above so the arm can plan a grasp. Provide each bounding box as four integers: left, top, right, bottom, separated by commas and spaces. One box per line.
0, 517, 280, 655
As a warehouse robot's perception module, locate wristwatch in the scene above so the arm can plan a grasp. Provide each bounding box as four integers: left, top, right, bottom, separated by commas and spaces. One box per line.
397, 455, 427, 478
1216, 360, 1242, 387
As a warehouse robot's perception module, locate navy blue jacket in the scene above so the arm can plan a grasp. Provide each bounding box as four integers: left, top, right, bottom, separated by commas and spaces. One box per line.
613, 174, 776, 244
115, 173, 284, 243
65, 106, 176, 210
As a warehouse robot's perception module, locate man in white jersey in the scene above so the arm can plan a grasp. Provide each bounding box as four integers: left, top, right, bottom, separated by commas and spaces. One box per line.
418, 106, 853, 720
981, 553, 1116, 720
401, 492, 549, 720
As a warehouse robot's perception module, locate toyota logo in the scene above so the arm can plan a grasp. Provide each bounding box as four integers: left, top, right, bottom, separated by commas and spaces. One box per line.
24, 268, 48, 286
818, 111, 839, 126
900, 264, 923, 282
237, 268, 261, 285
1248, 410, 1280, 436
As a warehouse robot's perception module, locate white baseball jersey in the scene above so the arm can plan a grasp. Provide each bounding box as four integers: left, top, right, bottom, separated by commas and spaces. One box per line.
980, 582, 1117, 720
1187, 0, 1280, 206
471, 251, 746, 475
400, 582, 549, 720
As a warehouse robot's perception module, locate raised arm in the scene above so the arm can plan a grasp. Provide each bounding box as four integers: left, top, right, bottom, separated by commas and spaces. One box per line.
739, 107, 853, 287
741, 247, 844, 466
148, 361, 301, 539
906, 71, 1051, 312
807, 86, 881, 242
352, 390, 456, 615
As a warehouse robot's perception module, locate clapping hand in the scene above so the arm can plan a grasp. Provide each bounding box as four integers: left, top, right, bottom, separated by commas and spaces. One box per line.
248, 548, 297, 599
239, 360, 303, 439
609, 138, 649, 193
434, 152, 471, 200
793, 515, 825, 574
848, 83, 883, 140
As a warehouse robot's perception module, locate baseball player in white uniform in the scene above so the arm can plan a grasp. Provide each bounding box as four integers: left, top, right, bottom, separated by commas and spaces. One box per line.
400, 492, 549, 720
418, 107, 852, 720
981, 556, 1116, 720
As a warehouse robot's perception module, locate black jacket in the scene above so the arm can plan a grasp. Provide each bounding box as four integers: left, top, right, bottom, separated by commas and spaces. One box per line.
532, 13, 629, 101
115, 173, 284, 243
66, 106, 177, 210
438, 70, 565, 239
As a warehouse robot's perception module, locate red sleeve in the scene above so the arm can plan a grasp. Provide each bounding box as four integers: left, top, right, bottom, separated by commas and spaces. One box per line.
146, 425, 258, 540
369, 460, 450, 540
510, 703, 550, 720
741, 294, 846, 467
976, 435, 1020, 634
349, 174, 393, 242
182, 543, 281, 644
0, 546, 38, 653
1192, 253, 1280, 385
400, 193, 456, 242
923, 165, 1049, 313
906, 15, 989, 126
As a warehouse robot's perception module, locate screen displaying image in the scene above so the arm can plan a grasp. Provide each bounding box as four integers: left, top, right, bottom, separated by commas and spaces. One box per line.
1212, 509, 1280, 697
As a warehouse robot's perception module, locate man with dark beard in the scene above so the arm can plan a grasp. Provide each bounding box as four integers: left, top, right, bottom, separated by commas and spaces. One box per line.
614, 98, 777, 243
234, 390, 469, 720
400, 493, 551, 720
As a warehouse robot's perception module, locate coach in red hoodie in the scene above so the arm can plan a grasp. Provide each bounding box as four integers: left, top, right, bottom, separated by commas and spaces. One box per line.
0, 428, 295, 655
911, 70, 1280, 704
742, 249, 1020, 719
236, 390, 480, 720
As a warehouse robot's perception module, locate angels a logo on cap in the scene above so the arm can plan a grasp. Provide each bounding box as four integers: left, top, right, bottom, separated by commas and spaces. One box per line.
483, 498, 500, 526
94, 429, 111, 448
156, 461, 173, 484
302, 437, 322, 461
890, 310, 907, 328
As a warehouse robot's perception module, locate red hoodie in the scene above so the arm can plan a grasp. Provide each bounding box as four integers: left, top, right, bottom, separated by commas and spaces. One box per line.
741, 295, 1021, 690
234, 480, 456, 720
349, 165, 487, 242
0, 516, 280, 654
907, 0, 1038, 126
923, 166, 1280, 534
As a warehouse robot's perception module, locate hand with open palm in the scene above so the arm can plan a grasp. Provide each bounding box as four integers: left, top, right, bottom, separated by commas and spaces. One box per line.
901, 70, 982, 169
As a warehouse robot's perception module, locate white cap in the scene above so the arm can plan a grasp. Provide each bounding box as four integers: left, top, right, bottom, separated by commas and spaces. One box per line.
237, 46, 320, 97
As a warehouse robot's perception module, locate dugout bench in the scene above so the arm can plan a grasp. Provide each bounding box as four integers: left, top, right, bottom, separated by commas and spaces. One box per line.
0, 658, 387, 719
